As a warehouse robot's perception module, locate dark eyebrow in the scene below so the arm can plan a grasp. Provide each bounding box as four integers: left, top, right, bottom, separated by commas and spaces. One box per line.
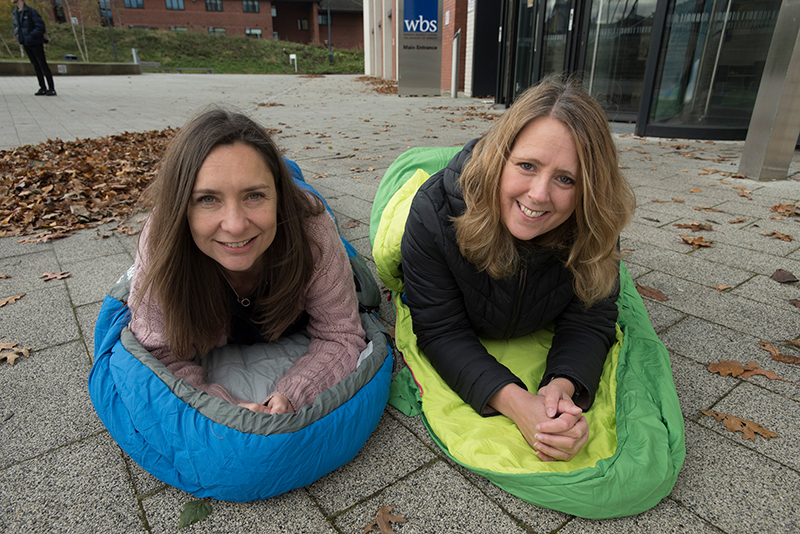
192, 184, 272, 195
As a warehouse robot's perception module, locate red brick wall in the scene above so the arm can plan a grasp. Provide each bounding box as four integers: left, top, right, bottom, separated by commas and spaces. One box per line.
117, 0, 274, 38
440, 0, 467, 92
271, 1, 316, 43
324, 12, 363, 50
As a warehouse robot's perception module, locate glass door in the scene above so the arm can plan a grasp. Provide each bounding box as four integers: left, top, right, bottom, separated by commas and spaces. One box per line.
583, 0, 659, 120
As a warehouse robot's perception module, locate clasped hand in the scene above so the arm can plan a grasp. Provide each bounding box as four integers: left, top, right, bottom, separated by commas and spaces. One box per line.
489, 379, 589, 462
237, 392, 295, 415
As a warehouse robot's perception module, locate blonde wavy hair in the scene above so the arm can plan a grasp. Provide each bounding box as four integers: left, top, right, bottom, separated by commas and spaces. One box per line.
454, 76, 635, 307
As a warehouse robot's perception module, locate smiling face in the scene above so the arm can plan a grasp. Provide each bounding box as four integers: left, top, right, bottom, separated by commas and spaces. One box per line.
187, 142, 278, 287
498, 116, 580, 242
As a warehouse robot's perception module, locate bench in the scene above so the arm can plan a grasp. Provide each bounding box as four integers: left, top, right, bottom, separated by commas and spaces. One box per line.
139, 61, 171, 72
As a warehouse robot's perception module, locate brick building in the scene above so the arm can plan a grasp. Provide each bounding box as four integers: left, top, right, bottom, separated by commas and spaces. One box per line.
89, 0, 362, 47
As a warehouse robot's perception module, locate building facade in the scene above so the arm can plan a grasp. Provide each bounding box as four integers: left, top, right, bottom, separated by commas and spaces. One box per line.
51, 0, 363, 47
364, 0, 784, 140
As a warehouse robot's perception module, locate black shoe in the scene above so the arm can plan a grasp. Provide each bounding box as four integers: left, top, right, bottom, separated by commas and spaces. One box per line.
35, 88, 47, 96
45, 89, 57, 96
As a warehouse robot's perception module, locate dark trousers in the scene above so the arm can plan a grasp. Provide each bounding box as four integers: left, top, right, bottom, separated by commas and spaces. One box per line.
24, 44, 54, 91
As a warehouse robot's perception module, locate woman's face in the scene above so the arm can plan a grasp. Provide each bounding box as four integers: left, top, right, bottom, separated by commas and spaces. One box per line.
187, 142, 278, 282
498, 116, 579, 241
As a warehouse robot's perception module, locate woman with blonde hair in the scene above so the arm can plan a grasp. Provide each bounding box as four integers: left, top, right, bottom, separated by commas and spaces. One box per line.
129, 108, 366, 415
401, 77, 635, 461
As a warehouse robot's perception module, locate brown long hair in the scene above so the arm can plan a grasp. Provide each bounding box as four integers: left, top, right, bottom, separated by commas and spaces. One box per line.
454, 76, 635, 306
131, 108, 325, 359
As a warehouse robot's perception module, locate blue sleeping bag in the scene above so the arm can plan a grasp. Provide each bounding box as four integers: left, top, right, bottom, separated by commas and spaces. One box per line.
89, 162, 392, 502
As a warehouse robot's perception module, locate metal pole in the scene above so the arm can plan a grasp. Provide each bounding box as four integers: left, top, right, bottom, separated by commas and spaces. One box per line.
107, 13, 118, 62
588, 0, 605, 94
704, 0, 732, 114
451, 29, 460, 98
327, 4, 333, 63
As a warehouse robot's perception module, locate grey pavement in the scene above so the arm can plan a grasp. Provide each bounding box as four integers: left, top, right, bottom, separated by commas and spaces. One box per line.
1, 73, 799, 533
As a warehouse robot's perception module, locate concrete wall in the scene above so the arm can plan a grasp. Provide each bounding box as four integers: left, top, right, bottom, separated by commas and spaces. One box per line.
0, 61, 141, 76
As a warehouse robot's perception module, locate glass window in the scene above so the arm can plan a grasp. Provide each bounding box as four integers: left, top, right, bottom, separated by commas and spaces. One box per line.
124, 0, 143, 8
584, 0, 658, 117
246, 28, 262, 38
273, 30, 279, 40
298, 19, 308, 30
205, 0, 222, 11
243, 0, 258, 12
208, 27, 227, 36
319, 13, 328, 25
271, 6, 276, 16
649, 0, 780, 128
170, 26, 187, 31
165, 0, 184, 10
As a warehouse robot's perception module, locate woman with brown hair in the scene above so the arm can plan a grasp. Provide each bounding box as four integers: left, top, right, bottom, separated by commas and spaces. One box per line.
400, 77, 635, 461
129, 108, 366, 415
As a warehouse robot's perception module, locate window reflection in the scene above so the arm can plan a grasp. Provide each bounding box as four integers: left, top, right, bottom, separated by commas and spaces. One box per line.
649, 0, 779, 128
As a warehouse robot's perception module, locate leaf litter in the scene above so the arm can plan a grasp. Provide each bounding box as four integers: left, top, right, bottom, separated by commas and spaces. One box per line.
700, 410, 777, 441
363, 505, 408, 534
0, 342, 31, 365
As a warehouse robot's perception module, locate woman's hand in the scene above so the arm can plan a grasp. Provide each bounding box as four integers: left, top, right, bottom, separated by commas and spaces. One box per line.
265, 393, 295, 414
489, 383, 589, 462
237, 393, 295, 415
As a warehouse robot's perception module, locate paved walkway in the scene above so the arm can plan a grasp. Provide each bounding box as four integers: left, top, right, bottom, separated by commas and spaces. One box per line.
1, 73, 799, 534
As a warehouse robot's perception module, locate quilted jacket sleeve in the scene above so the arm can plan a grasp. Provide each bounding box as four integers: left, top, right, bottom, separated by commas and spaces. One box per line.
401, 186, 526, 415
540, 279, 619, 411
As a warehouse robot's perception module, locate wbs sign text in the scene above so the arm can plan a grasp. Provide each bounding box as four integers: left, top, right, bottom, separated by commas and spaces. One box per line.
403, 0, 438, 33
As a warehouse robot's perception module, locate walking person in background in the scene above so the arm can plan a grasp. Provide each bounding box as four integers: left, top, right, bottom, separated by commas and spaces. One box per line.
12, 0, 56, 96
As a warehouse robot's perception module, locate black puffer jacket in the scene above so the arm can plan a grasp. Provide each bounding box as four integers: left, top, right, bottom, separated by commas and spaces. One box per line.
13, 4, 47, 47
400, 139, 619, 415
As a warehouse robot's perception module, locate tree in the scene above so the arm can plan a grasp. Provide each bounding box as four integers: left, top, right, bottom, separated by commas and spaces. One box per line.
60, 0, 100, 62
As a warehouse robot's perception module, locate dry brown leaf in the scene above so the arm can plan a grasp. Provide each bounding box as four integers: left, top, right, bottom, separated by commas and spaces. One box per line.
651, 199, 669, 204
680, 235, 712, 249
788, 299, 800, 309
635, 283, 668, 302
0, 342, 31, 365
620, 248, 634, 253
341, 219, 361, 229
785, 339, 800, 348
759, 341, 800, 365
770, 269, 798, 283
714, 285, 732, 291
700, 410, 777, 441
690, 188, 702, 193
693, 206, 725, 213
771, 203, 798, 217
674, 222, 713, 232
707, 360, 781, 380
0, 294, 24, 307
0, 274, 10, 279
762, 231, 794, 242
362, 505, 408, 534
728, 217, 748, 224
41, 271, 71, 282
672, 198, 685, 203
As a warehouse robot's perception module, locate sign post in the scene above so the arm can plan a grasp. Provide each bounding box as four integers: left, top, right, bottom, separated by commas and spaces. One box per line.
398, 0, 443, 96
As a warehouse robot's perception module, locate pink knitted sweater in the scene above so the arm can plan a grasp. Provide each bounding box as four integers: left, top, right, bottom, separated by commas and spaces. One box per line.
129, 212, 367, 410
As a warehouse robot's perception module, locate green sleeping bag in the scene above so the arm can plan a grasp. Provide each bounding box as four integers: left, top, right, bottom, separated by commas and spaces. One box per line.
370, 147, 685, 519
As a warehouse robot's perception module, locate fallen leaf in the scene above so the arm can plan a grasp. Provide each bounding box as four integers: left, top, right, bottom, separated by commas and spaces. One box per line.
714, 285, 732, 291
762, 231, 794, 242
700, 410, 777, 441
620, 248, 634, 253
690, 188, 702, 193
635, 283, 668, 302
680, 235, 712, 249
728, 217, 748, 224
41, 271, 71, 282
178, 500, 211, 528
0, 342, 31, 365
759, 341, 800, 365
341, 219, 361, 229
642, 217, 661, 222
0, 294, 24, 307
672, 198, 685, 203
674, 222, 713, 232
770, 203, 798, 217
363, 505, 408, 534
770, 269, 798, 283
707, 360, 781, 380
651, 199, 669, 203
0, 274, 10, 279
785, 339, 800, 348
789, 299, 800, 309
694, 206, 725, 213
